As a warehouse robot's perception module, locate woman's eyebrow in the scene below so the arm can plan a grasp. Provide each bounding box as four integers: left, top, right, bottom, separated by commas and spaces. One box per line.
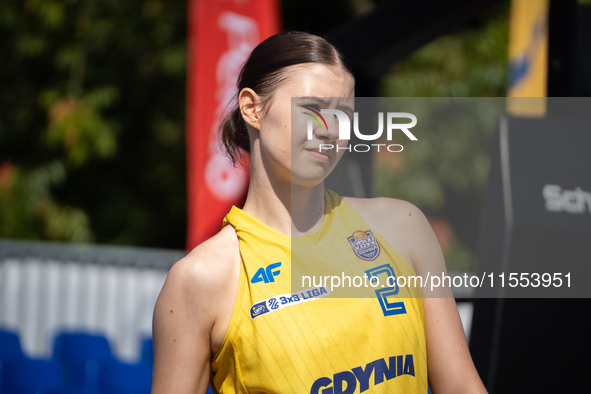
337, 104, 354, 114
299, 97, 353, 114
298, 97, 331, 105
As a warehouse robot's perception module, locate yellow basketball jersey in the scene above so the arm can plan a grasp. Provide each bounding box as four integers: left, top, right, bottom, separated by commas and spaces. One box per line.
212, 189, 428, 393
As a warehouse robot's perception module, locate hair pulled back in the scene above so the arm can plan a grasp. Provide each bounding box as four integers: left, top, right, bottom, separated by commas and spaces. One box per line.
220, 31, 353, 165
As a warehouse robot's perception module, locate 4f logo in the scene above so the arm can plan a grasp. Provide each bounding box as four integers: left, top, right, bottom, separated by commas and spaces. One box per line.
251, 262, 281, 284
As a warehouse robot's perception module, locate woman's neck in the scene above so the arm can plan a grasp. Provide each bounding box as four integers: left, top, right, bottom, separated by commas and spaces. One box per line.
241, 167, 326, 238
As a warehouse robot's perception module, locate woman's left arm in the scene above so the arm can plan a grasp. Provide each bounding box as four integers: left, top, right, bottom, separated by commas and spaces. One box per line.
405, 203, 488, 394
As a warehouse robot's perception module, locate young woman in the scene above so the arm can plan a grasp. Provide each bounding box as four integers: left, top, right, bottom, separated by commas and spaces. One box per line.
151, 31, 487, 394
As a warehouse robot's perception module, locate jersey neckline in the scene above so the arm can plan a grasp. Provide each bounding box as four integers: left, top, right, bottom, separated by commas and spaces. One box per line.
223, 189, 338, 247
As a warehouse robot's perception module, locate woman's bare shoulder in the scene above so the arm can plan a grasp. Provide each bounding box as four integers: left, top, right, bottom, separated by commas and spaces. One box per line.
343, 196, 430, 239
343, 196, 422, 220
166, 224, 240, 293
154, 224, 240, 331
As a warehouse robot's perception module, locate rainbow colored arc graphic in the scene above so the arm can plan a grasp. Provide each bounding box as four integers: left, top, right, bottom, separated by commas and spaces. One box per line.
303, 107, 328, 130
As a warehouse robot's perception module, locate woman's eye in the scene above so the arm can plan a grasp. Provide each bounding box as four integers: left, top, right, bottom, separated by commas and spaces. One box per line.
303, 104, 320, 111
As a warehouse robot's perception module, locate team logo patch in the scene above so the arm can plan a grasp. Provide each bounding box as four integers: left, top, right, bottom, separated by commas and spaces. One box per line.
250, 301, 270, 319
348, 230, 381, 261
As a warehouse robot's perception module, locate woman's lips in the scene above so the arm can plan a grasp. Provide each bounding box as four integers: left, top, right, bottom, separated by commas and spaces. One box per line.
305, 148, 330, 162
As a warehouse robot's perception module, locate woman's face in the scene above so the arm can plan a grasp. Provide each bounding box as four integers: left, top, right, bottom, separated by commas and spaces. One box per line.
256, 63, 355, 187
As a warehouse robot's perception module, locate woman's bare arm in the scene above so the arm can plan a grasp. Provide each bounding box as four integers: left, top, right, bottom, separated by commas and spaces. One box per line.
403, 202, 487, 394
151, 226, 240, 394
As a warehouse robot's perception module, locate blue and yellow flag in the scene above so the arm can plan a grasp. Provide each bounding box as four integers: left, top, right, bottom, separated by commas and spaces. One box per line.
506, 0, 549, 116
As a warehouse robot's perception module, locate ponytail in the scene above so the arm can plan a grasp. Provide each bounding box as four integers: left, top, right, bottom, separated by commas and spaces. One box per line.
220, 106, 250, 166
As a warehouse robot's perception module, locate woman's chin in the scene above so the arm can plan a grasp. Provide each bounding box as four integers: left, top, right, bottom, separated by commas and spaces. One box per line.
290, 170, 332, 188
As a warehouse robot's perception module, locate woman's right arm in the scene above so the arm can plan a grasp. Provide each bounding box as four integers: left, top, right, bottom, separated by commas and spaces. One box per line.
151, 227, 240, 394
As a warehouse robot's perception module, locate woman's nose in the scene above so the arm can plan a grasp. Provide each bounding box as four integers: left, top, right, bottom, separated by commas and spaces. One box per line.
316, 109, 348, 142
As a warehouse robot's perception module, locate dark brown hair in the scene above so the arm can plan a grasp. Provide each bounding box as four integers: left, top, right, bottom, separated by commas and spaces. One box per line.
220, 31, 353, 165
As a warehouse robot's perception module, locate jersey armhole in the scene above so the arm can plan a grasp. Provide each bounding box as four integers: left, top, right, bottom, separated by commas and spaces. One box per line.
211, 241, 246, 363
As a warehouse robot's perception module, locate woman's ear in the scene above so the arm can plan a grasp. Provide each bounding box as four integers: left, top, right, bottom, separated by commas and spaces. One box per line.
238, 88, 261, 130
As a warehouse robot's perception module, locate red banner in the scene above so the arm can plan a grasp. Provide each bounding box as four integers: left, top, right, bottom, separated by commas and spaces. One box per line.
186, 0, 280, 250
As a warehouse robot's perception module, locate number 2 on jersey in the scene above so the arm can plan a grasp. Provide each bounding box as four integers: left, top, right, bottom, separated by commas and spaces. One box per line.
365, 264, 407, 317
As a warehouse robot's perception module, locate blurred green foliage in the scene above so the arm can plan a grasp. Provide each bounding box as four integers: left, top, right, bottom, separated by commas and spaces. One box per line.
381, 10, 509, 97
0, 0, 187, 247
376, 5, 510, 270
